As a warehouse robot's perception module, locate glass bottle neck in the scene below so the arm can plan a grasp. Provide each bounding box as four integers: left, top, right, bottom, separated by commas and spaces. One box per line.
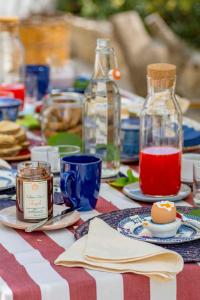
93, 48, 115, 80
147, 77, 176, 97
0, 24, 19, 36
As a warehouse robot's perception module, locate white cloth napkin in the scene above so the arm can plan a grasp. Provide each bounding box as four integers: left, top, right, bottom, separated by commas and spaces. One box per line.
55, 218, 183, 281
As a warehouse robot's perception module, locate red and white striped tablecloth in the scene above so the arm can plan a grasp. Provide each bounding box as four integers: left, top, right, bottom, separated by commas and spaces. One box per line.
0, 165, 199, 300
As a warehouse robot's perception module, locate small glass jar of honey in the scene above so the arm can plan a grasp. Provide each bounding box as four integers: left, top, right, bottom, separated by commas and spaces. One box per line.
16, 161, 53, 222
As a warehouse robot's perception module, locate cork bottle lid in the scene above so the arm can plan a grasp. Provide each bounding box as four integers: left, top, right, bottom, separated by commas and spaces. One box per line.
147, 63, 176, 79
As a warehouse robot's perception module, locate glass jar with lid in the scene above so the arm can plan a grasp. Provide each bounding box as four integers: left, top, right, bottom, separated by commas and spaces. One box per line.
16, 161, 53, 222
41, 91, 83, 146
140, 63, 182, 196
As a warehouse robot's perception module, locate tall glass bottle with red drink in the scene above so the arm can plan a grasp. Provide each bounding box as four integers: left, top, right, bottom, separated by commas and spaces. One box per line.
140, 63, 182, 196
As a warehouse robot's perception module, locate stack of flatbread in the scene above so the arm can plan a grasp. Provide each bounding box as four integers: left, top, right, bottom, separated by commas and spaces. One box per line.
0, 121, 29, 158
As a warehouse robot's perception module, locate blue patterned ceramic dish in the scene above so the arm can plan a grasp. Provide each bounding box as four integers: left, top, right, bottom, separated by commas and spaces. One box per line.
0, 98, 20, 121
117, 213, 200, 244
0, 170, 16, 191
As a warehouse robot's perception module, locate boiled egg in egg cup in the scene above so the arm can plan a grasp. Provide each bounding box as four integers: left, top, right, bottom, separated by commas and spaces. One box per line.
143, 201, 181, 238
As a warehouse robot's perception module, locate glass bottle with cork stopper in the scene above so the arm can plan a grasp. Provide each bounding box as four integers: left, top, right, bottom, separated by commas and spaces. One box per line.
16, 161, 53, 222
140, 63, 182, 196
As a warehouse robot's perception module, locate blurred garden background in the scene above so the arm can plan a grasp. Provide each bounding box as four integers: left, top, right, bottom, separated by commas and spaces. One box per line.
57, 0, 200, 49
0, 0, 200, 118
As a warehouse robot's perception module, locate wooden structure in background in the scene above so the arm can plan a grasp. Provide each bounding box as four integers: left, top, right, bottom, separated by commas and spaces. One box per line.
19, 14, 71, 66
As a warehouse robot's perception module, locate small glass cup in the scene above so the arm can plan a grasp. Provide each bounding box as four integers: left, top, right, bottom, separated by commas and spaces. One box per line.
193, 162, 200, 206
25, 73, 38, 104
31, 145, 80, 173
50, 145, 81, 173
51, 145, 80, 189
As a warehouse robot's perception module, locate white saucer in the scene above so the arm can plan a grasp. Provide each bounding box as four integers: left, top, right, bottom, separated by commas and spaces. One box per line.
123, 182, 191, 203
0, 204, 80, 231
181, 177, 192, 185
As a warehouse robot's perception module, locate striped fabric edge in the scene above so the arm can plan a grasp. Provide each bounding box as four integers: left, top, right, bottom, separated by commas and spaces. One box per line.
104, 177, 200, 300
16, 229, 97, 300
0, 164, 198, 300
47, 218, 125, 300
0, 224, 70, 300
46, 177, 197, 300
98, 178, 198, 300
0, 276, 13, 300
47, 194, 150, 300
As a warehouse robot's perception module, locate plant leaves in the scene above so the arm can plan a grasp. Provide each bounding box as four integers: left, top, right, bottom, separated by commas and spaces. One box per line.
110, 177, 129, 187
110, 169, 139, 188
189, 209, 200, 218
127, 169, 139, 184
47, 132, 82, 148
127, 169, 138, 183
17, 115, 40, 129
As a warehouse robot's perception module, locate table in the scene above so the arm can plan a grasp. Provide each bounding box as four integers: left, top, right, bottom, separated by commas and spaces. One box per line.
0, 164, 199, 300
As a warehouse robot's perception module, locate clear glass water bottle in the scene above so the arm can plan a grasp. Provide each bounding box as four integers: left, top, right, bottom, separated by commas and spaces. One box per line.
83, 39, 121, 178
0, 17, 24, 83
140, 63, 182, 196
0, 17, 25, 106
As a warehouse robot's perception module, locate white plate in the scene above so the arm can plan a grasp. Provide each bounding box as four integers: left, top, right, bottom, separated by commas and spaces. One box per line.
0, 204, 80, 231
0, 170, 16, 191
123, 182, 191, 202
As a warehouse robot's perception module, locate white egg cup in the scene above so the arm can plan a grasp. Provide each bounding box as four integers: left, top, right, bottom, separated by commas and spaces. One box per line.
143, 217, 181, 238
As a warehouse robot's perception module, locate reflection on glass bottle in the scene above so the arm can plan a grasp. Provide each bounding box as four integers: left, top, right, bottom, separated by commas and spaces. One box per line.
140, 63, 182, 196
0, 17, 24, 83
83, 39, 121, 178
0, 17, 25, 106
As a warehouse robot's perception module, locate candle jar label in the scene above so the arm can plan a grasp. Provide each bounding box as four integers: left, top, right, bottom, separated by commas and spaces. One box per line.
23, 181, 48, 219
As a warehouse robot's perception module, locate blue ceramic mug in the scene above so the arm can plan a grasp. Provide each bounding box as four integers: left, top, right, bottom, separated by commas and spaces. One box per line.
60, 155, 102, 211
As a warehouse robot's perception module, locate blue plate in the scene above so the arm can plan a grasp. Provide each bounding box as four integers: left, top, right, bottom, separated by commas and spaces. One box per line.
117, 213, 200, 244
119, 120, 200, 163
183, 125, 200, 148
0, 170, 16, 191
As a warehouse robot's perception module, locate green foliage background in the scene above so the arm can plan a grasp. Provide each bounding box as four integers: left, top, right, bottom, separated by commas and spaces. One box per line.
57, 0, 200, 49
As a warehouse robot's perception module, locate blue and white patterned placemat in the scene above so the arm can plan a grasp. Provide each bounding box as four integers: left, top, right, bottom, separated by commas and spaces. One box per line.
75, 207, 200, 263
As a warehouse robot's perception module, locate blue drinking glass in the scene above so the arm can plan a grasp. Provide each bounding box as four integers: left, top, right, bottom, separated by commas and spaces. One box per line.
25, 65, 50, 100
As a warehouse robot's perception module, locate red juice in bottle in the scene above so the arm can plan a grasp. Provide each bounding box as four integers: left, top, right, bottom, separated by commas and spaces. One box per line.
139, 146, 181, 196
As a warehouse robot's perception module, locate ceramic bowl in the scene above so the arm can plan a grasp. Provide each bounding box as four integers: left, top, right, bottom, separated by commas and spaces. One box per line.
143, 217, 181, 238
0, 97, 21, 121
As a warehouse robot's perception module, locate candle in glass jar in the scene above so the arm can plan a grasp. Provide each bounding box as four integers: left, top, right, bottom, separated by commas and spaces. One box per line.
16, 161, 53, 222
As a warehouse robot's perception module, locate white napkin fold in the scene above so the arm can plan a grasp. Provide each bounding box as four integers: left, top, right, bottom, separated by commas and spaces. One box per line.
55, 218, 183, 281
